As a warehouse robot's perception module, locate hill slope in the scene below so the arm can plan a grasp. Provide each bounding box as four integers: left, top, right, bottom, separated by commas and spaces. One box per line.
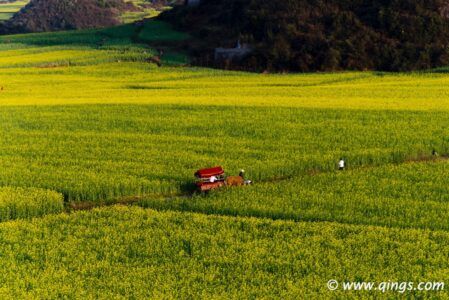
0, 0, 136, 33
0, 0, 28, 21
163, 0, 449, 72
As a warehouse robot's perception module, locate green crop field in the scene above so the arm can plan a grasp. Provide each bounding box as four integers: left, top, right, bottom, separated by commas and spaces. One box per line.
120, 0, 165, 24
1, 20, 449, 298
0, 0, 28, 21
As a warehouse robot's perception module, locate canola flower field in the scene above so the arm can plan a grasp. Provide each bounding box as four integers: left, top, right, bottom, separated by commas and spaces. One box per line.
1, 21, 449, 297
0, 186, 63, 221
1, 206, 449, 299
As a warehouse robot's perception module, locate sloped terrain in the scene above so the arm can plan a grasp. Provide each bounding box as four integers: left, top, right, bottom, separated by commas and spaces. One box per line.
0, 0, 137, 33
0, 0, 28, 21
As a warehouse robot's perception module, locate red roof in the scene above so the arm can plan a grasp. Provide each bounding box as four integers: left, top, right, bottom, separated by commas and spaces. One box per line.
195, 166, 224, 178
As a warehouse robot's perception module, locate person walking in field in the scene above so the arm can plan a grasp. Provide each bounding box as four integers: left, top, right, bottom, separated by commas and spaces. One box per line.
338, 158, 345, 170
238, 169, 253, 185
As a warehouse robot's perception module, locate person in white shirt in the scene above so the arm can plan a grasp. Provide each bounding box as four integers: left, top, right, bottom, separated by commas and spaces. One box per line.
209, 175, 218, 183
338, 158, 345, 170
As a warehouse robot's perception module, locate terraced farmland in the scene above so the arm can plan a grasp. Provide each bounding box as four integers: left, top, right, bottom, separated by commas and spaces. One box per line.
0, 0, 27, 21
0, 21, 449, 297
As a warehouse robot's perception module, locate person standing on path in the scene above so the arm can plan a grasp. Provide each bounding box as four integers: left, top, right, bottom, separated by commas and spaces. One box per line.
338, 158, 345, 171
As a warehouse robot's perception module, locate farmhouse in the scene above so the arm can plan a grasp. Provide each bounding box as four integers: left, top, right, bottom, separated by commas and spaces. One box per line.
214, 41, 252, 62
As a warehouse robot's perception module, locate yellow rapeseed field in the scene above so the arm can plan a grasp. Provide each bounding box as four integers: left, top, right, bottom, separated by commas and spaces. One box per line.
0, 22, 449, 298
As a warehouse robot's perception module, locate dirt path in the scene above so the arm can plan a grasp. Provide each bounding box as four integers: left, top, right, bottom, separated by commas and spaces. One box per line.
67, 153, 449, 212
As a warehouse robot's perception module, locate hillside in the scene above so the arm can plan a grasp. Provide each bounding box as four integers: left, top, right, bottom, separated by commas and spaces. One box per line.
0, 0, 187, 33
0, 0, 28, 21
162, 0, 449, 72
0, 0, 137, 33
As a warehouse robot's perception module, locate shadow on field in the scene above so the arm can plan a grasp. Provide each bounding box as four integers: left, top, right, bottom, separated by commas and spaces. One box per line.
0, 20, 188, 53
126, 85, 175, 90
179, 181, 197, 195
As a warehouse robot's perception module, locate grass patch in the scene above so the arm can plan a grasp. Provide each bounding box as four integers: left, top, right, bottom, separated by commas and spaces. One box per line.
138, 20, 189, 42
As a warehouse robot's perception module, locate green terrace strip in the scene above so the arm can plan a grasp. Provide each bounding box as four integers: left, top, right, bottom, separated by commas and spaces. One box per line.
120, 0, 161, 24
0, 206, 447, 298
137, 20, 189, 43
0, 187, 63, 221
0, 21, 188, 67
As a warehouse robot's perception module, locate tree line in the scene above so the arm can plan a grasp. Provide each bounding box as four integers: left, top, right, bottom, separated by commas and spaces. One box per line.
162, 0, 449, 72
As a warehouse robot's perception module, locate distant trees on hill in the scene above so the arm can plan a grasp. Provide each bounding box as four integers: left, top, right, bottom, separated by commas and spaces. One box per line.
162, 0, 449, 72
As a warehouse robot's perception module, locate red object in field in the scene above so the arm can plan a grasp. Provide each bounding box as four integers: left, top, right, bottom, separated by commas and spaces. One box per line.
196, 181, 225, 192
195, 166, 225, 192
194, 166, 225, 179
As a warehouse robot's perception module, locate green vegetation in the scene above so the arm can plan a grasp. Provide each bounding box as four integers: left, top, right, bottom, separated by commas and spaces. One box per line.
0, 0, 178, 33
163, 0, 449, 72
0, 21, 188, 64
120, 9, 158, 24
0, 0, 28, 21
1, 0, 136, 33
120, 0, 161, 23
0, 206, 448, 298
2, 20, 449, 298
138, 19, 188, 42
0, 187, 63, 221
142, 160, 449, 231
1, 33, 449, 203
3, 105, 449, 203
